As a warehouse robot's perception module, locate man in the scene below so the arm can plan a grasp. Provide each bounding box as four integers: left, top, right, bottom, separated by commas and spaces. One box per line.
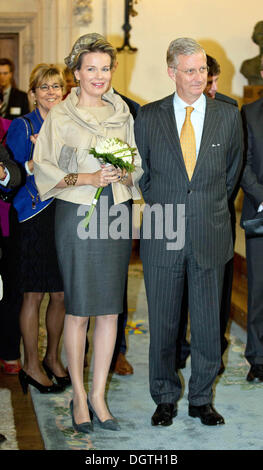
0, 58, 29, 120
135, 38, 243, 427
176, 55, 239, 375
205, 55, 238, 106
240, 57, 263, 382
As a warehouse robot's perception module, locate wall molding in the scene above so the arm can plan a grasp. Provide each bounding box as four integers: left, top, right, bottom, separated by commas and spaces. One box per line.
0, 12, 38, 91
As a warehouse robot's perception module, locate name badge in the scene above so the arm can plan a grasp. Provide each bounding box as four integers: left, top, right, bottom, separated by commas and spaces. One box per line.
10, 107, 21, 115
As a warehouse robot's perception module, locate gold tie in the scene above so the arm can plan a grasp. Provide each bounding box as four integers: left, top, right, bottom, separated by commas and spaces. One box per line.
180, 106, 196, 180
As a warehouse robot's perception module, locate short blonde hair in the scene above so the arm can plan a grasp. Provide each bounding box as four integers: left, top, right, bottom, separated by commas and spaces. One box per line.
29, 63, 65, 92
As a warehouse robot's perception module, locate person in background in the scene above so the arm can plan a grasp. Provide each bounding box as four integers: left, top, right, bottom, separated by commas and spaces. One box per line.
205, 55, 238, 106
0, 91, 23, 374
135, 37, 243, 427
63, 66, 76, 99
240, 57, 263, 382
34, 33, 143, 433
0, 91, 11, 142
6, 63, 70, 394
0, 142, 22, 444
0, 58, 30, 120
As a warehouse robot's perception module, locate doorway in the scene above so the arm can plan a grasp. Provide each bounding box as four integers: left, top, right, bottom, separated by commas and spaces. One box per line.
0, 33, 19, 87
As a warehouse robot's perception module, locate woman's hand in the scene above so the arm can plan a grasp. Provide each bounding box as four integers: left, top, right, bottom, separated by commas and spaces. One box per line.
91, 165, 122, 188
27, 159, 34, 173
30, 134, 39, 145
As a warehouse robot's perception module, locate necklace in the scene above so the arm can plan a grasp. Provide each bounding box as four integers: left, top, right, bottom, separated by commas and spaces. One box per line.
25, 181, 39, 209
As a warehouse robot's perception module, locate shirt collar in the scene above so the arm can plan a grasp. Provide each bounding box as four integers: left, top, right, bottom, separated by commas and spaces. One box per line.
3, 86, 11, 98
173, 92, 206, 113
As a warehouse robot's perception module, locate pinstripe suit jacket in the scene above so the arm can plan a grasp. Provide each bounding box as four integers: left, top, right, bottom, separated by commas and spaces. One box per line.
240, 98, 263, 225
134, 93, 243, 269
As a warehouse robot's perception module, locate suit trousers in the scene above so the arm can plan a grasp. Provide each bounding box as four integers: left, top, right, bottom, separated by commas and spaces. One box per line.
245, 236, 263, 365
143, 240, 224, 407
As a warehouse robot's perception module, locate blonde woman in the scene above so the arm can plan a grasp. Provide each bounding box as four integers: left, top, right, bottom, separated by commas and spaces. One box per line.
34, 34, 143, 432
7, 64, 70, 394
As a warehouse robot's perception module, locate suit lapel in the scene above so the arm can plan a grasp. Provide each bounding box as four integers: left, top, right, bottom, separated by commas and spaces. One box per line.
158, 94, 188, 177
157, 94, 222, 181
192, 96, 221, 180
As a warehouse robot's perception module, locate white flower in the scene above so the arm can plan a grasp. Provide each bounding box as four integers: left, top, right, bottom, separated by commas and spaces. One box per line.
95, 138, 133, 164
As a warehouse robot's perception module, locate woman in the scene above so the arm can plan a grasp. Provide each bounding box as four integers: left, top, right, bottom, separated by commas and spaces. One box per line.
34, 33, 143, 432
6, 64, 70, 393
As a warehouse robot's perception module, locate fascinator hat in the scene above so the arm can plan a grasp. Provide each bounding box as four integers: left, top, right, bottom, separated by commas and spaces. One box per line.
64, 33, 117, 71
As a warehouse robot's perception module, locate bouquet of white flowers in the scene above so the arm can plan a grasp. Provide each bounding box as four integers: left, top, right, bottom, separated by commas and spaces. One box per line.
84, 138, 136, 228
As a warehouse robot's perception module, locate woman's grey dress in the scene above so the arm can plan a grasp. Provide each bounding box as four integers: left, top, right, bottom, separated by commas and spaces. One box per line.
54, 104, 132, 316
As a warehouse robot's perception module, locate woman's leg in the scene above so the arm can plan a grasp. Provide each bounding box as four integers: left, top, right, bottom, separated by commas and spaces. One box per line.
20, 292, 53, 386
43, 291, 67, 377
64, 314, 91, 424
89, 314, 118, 421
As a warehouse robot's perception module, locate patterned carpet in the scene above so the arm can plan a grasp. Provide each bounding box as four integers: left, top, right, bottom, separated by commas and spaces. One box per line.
0, 389, 18, 450
28, 263, 263, 451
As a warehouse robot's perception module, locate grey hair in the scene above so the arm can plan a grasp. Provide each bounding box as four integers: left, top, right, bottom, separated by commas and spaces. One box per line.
166, 37, 206, 68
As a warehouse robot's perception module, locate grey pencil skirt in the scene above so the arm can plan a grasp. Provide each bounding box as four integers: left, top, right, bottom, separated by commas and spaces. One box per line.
54, 186, 132, 316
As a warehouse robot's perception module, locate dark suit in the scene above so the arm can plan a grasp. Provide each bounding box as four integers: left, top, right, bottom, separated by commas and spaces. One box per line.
177, 92, 239, 364
4, 87, 30, 121
0, 143, 21, 188
215, 92, 238, 107
217, 93, 239, 354
135, 94, 243, 405
240, 97, 263, 366
0, 144, 22, 361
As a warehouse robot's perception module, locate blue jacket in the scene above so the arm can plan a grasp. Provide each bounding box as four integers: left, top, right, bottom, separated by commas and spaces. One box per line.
6, 108, 53, 222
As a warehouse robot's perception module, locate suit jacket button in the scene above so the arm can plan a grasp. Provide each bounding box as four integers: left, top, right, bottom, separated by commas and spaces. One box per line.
187, 189, 192, 194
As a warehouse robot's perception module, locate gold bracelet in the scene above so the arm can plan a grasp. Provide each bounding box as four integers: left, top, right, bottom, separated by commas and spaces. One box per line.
64, 173, 78, 186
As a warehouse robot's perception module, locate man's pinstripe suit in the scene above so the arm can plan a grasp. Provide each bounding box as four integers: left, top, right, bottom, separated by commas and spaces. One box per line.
134, 93, 243, 410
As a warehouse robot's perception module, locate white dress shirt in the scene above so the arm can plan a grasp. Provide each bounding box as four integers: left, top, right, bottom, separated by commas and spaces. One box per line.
173, 92, 206, 159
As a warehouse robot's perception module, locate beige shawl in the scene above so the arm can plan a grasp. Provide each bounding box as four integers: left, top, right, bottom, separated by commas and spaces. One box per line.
33, 87, 143, 205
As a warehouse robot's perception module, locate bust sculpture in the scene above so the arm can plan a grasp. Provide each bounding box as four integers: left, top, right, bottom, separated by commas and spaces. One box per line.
240, 21, 263, 85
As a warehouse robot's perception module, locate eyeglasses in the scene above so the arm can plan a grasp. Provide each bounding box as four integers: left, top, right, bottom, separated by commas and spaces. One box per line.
175, 66, 209, 76
37, 84, 62, 92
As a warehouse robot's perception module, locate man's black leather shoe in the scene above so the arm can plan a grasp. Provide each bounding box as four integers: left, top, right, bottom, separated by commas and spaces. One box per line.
246, 364, 263, 382
189, 404, 225, 426
151, 403, 177, 426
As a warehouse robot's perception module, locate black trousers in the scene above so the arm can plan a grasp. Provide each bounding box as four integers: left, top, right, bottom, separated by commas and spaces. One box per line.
0, 205, 22, 360
245, 236, 263, 365
143, 244, 224, 407
176, 209, 236, 362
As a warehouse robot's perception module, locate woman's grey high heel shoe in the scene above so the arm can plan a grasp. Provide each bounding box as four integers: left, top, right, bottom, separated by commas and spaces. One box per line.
70, 400, 93, 433
87, 398, 120, 431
